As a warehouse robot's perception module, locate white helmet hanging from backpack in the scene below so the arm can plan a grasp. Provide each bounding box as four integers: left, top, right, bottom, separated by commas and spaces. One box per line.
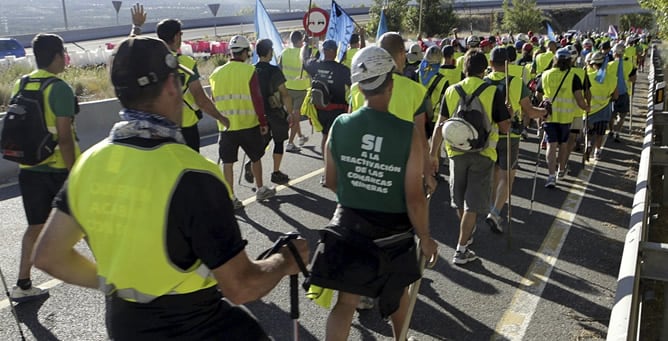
441, 118, 479, 151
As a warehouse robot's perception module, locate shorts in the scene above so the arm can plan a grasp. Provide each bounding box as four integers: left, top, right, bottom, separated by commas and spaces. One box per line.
588, 121, 608, 135
449, 153, 494, 214
265, 111, 289, 143
19, 169, 68, 225
496, 137, 520, 170
218, 126, 265, 164
588, 104, 612, 125
317, 109, 345, 135
288, 89, 306, 114
570, 116, 583, 132
181, 124, 200, 152
612, 93, 630, 114
543, 122, 571, 144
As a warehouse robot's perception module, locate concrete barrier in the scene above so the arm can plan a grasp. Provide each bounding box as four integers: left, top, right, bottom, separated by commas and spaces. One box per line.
0, 94, 218, 184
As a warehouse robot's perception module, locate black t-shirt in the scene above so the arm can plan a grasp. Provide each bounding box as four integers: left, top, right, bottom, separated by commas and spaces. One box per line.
303, 59, 351, 105
53, 137, 247, 272
254, 61, 287, 114
439, 81, 511, 124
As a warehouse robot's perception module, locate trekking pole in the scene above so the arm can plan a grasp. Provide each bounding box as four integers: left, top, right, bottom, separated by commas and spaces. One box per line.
257, 233, 309, 341
238, 153, 247, 185
0, 265, 27, 341
505, 60, 512, 249
529, 129, 542, 215
582, 111, 590, 166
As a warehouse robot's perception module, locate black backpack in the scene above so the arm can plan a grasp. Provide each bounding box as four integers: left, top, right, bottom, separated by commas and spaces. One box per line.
448, 83, 492, 152
310, 79, 331, 108
1, 76, 61, 165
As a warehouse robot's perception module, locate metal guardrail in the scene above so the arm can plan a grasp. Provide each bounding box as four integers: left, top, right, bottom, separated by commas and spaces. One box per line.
607, 44, 668, 340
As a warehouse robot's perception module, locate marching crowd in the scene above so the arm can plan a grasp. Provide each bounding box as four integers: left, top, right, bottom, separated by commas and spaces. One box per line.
3, 2, 646, 339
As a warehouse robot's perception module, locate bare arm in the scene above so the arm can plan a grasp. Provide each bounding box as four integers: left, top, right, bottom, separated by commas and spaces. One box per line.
56, 117, 76, 171
324, 135, 337, 192
33, 210, 98, 289
519, 96, 547, 119
497, 119, 511, 135
129, 3, 146, 36
190, 80, 229, 128
211, 241, 308, 305
405, 127, 438, 261
574, 90, 590, 112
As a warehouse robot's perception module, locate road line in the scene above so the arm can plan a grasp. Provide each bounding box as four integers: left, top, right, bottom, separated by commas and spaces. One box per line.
492, 160, 598, 340
1, 168, 324, 312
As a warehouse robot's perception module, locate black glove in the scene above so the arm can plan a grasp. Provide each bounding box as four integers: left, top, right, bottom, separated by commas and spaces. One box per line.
539, 99, 552, 118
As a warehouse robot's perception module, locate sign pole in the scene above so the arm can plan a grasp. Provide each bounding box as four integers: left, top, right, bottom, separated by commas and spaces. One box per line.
112, 1, 122, 25
208, 3, 220, 37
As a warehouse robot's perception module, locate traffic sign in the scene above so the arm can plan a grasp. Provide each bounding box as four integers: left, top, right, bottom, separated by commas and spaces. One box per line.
302, 7, 329, 37
208, 3, 220, 17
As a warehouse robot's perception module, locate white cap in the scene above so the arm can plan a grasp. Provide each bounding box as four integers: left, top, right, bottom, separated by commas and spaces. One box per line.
424, 45, 443, 64
613, 42, 625, 55
351, 46, 396, 91
230, 35, 250, 53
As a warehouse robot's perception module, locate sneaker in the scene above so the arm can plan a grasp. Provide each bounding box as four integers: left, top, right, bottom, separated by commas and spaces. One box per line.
594, 149, 602, 160
357, 296, 375, 310
453, 248, 477, 265
319, 175, 326, 187
256, 186, 276, 201
557, 166, 568, 179
243, 161, 254, 183
232, 197, 244, 209
486, 212, 503, 233
297, 135, 309, 147
466, 225, 477, 246
10, 286, 49, 303
286, 143, 301, 153
520, 128, 528, 140
614, 133, 621, 143
545, 174, 556, 189
271, 171, 290, 184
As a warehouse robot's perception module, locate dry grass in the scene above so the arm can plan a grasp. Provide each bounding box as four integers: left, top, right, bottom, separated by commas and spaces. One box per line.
0, 56, 224, 112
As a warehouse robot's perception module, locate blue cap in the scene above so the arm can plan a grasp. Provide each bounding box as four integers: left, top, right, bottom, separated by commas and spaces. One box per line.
556, 47, 571, 59
322, 39, 338, 50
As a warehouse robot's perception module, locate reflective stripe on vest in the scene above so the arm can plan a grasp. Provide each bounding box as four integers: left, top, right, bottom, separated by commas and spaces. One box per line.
178, 54, 200, 128
587, 69, 617, 114
210, 61, 258, 131
541, 68, 577, 124
444, 77, 499, 161
68, 141, 228, 303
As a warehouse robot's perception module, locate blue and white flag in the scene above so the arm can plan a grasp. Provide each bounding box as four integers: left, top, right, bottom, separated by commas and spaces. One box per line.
608, 24, 618, 40
376, 8, 388, 42
326, 0, 355, 62
253, 0, 284, 65
546, 22, 556, 42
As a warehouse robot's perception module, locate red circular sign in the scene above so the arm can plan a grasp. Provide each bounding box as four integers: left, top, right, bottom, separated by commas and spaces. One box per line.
303, 7, 329, 37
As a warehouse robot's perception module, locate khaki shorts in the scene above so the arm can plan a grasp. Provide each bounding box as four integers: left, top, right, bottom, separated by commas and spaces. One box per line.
449, 153, 494, 214
570, 115, 584, 131
288, 89, 306, 114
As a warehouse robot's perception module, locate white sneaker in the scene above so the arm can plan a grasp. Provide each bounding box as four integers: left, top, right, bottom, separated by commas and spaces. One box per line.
297, 135, 309, 146
486, 212, 503, 233
10, 286, 49, 303
357, 296, 375, 310
256, 186, 276, 201
286, 143, 301, 153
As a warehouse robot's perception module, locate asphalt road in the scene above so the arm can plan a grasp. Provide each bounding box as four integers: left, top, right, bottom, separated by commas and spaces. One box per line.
0, 73, 648, 340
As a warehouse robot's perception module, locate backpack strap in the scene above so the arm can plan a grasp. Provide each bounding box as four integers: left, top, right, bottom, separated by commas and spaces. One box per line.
425, 73, 444, 100
453, 84, 467, 101
466, 82, 491, 106
552, 68, 571, 100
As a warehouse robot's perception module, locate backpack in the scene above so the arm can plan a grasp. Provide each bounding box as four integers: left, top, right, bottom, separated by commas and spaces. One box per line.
1, 76, 60, 165
310, 79, 331, 109
446, 83, 493, 153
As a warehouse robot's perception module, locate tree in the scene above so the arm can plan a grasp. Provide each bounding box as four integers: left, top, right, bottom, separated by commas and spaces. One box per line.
639, 0, 667, 38
500, 0, 543, 35
619, 13, 654, 33
367, 0, 410, 39
405, 0, 459, 37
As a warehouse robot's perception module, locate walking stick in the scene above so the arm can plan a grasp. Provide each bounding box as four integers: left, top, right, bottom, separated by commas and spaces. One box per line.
505, 60, 512, 249
529, 129, 542, 215
582, 111, 590, 166
256, 233, 309, 341
398, 240, 426, 341
0, 265, 26, 341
